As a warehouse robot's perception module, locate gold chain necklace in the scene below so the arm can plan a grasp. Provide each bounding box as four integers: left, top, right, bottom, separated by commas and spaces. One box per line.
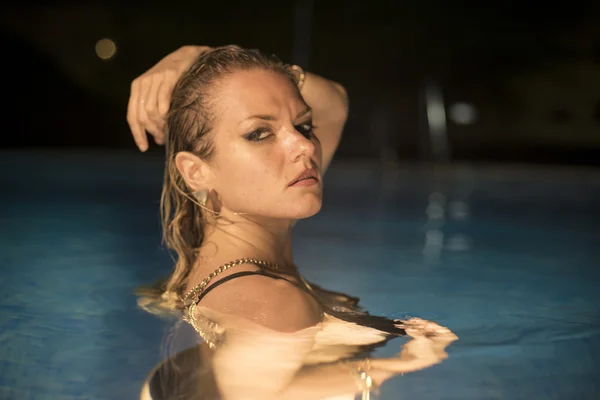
182, 258, 281, 306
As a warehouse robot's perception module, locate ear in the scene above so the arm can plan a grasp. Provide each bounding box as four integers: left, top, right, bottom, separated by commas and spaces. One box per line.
174, 151, 212, 192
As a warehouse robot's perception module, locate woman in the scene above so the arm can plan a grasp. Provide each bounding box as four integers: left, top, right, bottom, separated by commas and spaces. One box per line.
128, 44, 457, 400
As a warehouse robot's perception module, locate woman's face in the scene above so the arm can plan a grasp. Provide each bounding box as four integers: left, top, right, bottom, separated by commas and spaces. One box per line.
203, 68, 323, 220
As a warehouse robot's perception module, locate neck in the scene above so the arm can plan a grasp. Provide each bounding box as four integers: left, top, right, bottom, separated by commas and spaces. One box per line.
199, 212, 295, 270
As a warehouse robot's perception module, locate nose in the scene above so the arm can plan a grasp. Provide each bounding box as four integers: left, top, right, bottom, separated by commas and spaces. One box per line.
285, 127, 316, 162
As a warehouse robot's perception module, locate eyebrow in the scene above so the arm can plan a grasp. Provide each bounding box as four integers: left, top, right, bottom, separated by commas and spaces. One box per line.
295, 107, 312, 120
240, 107, 312, 125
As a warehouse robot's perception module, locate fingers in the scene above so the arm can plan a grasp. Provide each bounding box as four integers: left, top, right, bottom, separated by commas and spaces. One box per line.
157, 69, 175, 117
397, 318, 458, 342
145, 74, 166, 143
130, 71, 173, 148
127, 78, 148, 152
127, 46, 207, 151
155, 69, 181, 145
137, 76, 163, 144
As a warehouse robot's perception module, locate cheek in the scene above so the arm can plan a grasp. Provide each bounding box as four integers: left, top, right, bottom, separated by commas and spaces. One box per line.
236, 164, 272, 190
238, 150, 281, 180
215, 149, 284, 199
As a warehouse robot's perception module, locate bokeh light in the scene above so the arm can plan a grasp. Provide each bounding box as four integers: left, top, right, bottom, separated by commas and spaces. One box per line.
449, 102, 478, 125
95, 38, 117, 60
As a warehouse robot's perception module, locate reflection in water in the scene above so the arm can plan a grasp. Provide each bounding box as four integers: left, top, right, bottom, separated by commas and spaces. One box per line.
449, 201, 470, 221
138, 282, 458, 400
423, 192, 446, 263
423, 181, 473, 263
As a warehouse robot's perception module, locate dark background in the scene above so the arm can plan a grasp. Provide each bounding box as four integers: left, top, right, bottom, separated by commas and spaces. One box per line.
2, 0, 599, 166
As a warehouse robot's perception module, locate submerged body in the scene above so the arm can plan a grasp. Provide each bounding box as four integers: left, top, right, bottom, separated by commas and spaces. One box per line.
138, 261, 455, 400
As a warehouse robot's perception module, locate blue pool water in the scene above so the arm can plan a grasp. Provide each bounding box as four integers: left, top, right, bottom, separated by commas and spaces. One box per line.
1, 149, 598, 399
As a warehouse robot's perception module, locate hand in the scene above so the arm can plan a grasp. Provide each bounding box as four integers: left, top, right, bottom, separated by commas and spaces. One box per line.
369, 318, 458, 378
395, 317, 458, 341
127, 45, 211, 151
396, 318, 457, 364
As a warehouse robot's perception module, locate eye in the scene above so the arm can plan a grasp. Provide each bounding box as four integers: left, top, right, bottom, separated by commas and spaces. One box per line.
295, 122, 316, 138
244, 128, 273, 142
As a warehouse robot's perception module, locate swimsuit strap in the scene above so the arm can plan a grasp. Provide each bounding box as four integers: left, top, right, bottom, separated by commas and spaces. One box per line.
192, 270, 290, 303
182, 258, 282, 306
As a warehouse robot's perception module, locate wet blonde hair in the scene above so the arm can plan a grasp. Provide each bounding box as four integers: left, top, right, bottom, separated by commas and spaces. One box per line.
137, 45, 297, 313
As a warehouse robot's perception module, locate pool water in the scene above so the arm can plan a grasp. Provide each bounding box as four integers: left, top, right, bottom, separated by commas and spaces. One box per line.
1, 150, 598, 399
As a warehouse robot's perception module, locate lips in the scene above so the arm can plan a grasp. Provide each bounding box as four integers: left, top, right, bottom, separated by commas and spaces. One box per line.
289, 168, 319, 186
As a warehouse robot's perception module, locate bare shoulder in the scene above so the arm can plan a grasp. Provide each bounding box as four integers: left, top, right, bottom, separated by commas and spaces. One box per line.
199, 269, 322, 333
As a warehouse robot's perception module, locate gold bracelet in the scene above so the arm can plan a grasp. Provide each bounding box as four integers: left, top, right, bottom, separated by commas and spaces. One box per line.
290, 64, 306, 90
355, 359, 374, 400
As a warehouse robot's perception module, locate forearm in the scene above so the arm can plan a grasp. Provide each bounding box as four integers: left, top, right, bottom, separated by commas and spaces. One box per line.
211, 316, 455, 400
217, 321, 456, 400
299, 71, 349, 172
301, 72, 349, 127
221, 349, 447, 400
278, 340, 451, 400
217, 358, 392, 400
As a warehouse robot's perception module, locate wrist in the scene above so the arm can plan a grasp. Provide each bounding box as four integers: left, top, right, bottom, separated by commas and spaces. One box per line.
289, 65, 306, 91
177, 45, 211, 60
190, 45, 211, 56
347, 358, 387, 398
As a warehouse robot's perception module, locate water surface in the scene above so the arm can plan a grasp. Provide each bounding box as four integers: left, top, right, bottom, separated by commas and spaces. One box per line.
1, 150, 598, 399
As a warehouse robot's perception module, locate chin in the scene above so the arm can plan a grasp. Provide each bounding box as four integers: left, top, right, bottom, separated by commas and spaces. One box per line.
291, 196, 322, 219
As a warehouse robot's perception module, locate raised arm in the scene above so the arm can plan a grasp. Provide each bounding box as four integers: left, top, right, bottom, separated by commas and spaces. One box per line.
296, 70, 348, 172
126, 45, 348, 173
